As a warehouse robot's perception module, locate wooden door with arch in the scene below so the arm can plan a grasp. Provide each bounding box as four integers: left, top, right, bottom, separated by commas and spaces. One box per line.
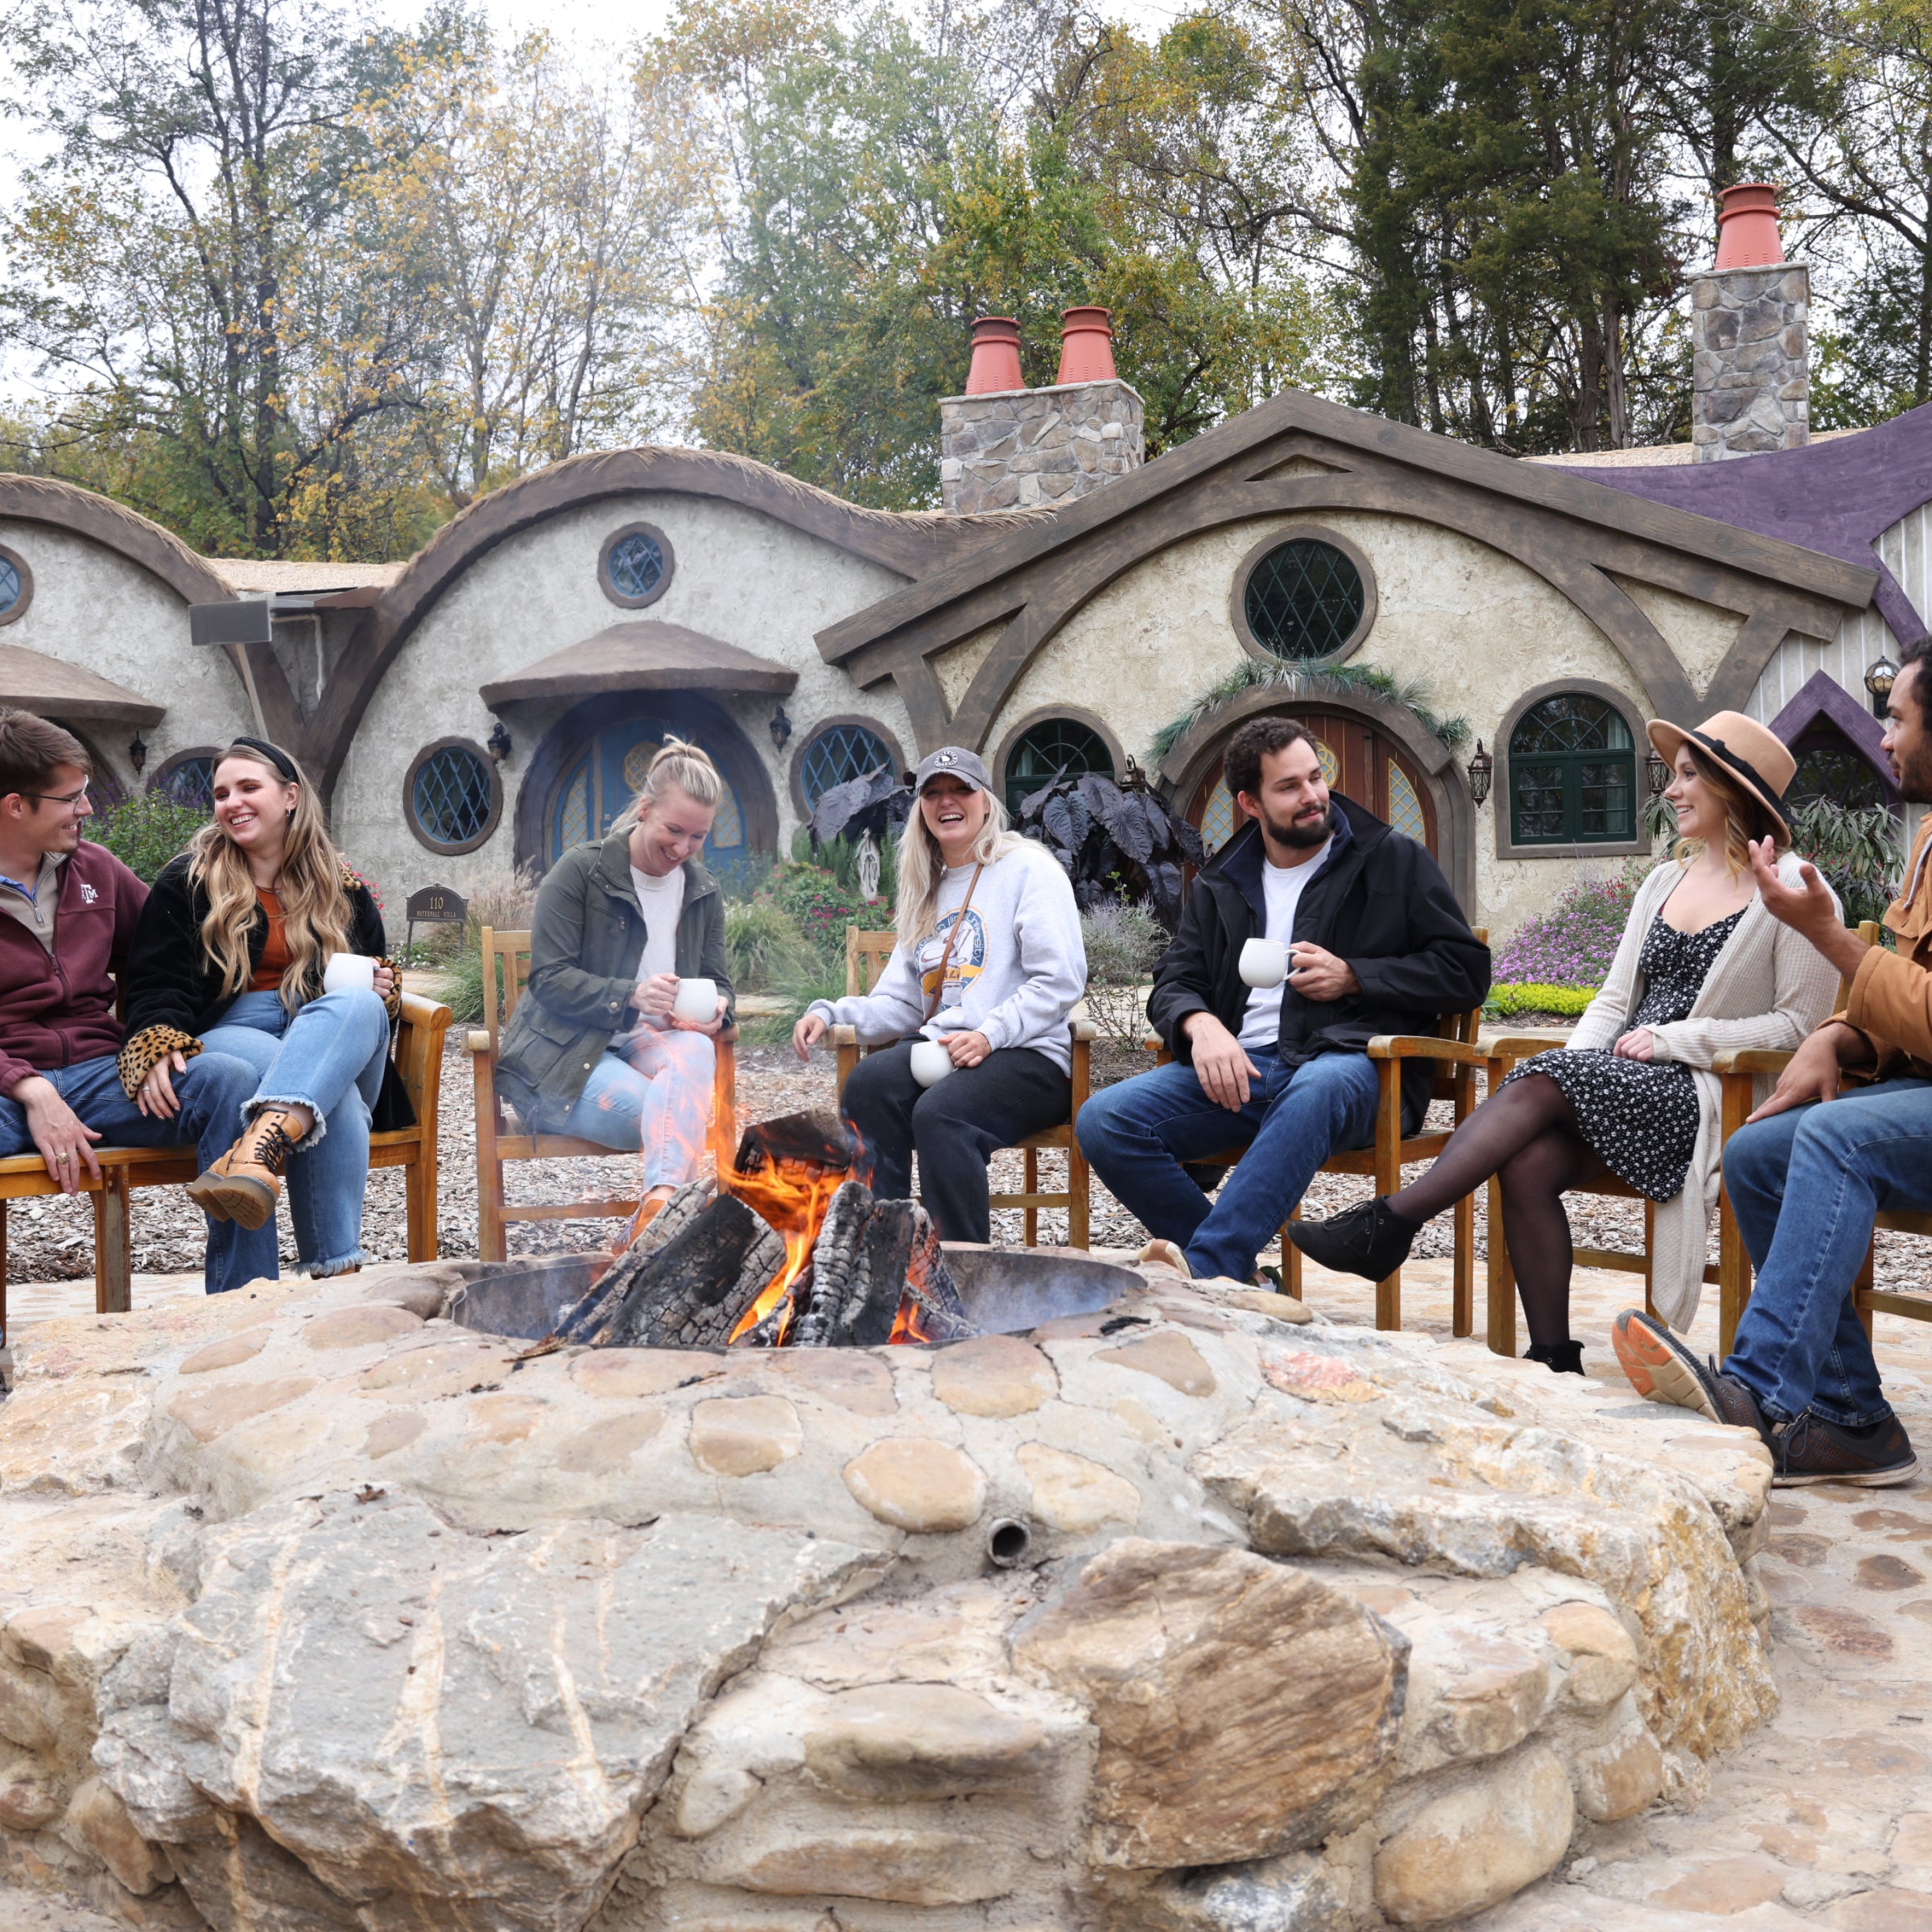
1188, 708, 1439, 859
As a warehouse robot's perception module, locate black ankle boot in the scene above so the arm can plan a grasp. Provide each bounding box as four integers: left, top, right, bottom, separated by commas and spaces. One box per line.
1525, 1340, 1585, 1376
1286, 1196, 1420, 1282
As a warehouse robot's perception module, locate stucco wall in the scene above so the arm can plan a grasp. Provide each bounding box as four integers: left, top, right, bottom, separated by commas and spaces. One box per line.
978, 509, 1655, 938
0, 519, 253, 794
332, 493, 914, 903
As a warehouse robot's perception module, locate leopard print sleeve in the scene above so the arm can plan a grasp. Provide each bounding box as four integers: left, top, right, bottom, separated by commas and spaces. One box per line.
117, 1026, 202, 1100
377, 956, 404, 1021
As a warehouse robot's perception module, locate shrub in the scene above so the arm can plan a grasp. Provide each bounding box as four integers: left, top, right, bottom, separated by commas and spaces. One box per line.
1080, 898, 1165, 1048
1485, 982, 1598, 1018
725, 898, 815, 991
1491, 875, 1638, 988
85, 793, 208, 883
435, 865, 541, 1025
742, 950, 852, 1045
765, 862, 874, 962
1787, 799, 1902, 930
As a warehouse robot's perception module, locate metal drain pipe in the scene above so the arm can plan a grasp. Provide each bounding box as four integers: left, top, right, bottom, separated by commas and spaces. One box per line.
986, 1517, 1034, 1567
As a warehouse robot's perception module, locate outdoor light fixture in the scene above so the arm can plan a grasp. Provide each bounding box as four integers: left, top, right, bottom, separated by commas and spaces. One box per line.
1867, 654, 1901, 719
1466, 741, 1492, 805
129, 732, 147, 775
1647, 746, 1670, 796
487, 720, 513, 763
769, 704, 793, 751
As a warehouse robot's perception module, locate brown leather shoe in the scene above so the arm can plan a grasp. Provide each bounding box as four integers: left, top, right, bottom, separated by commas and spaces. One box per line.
1775, 1411, 1920, 1488
184, 1108, 304, 1232
1612, 1307, 1774, 1448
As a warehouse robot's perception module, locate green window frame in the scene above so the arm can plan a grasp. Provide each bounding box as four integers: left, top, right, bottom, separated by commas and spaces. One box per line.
1004, 718, 1113, 819
1509, 695, 1636, 845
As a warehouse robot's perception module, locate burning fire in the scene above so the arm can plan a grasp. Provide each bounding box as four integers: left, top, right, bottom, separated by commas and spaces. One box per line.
722, 1157, 849, 1344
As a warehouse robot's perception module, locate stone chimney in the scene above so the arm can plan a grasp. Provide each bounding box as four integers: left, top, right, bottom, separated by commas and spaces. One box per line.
1690, 183, 1809, 461
939, 310, 1146, 513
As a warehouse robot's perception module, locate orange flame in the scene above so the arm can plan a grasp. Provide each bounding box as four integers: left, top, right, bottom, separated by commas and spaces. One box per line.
889, 1294, 939, 1345
724, 1158, 848, 1344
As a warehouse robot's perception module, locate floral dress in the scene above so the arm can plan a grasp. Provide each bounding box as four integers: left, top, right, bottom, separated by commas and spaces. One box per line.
1501, 909, 1744, 1201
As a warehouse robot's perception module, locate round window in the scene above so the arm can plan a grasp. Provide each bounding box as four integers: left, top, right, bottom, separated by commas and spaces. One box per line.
157, 754, 216, 812
0, 545, 31, 626
799, 724, 894, 807
600, 522, 675, 608
408, 741, 499, 852
1243, 538, 1365, 661
1004, 717, 1113, 818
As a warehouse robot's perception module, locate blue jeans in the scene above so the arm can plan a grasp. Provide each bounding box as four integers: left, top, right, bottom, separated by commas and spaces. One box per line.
1723, 1077, 1932, 1427
199, 988, 391, 1278
1076, 1048, 1381, 1282
0, 1051, 277, 1298
531, 1026, 716, 1187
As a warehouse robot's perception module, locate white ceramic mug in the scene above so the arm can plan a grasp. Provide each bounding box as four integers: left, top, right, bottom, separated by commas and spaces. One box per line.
672, 976, 719, 1026
1238, 937, 1288, 989
323, 952, 378, 995
909, 1038, 955, 1087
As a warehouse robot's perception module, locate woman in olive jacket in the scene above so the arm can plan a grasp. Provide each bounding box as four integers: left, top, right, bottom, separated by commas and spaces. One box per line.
497, 741, 734, 1212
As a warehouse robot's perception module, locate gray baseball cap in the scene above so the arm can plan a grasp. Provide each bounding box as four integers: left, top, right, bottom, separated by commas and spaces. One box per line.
913, 746, 992, 794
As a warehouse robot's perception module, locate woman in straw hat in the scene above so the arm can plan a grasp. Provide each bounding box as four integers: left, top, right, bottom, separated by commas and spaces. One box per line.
1290, 711, 1843, 1367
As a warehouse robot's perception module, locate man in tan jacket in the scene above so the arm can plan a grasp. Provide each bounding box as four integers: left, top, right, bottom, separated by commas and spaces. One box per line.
1616, 637, 1932, 1487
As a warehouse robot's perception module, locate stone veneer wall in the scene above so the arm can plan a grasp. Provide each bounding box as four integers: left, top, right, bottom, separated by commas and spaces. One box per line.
939, 377, 1145, 512
1690, 263, 1810, 461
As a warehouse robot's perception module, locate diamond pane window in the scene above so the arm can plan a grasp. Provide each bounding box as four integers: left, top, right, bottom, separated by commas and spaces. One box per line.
0, 559, 20, 619
1789, 743, 1890, 811
1509, 696, 1635, 844
1387, 761, 1426, 843
800, 724, 893, 807
1005, 718, 1112, 818
1243, 540, 1365, 661
558, 762, 590, 849
411, 744, 494, 849
1199, 775, 1236, 853
605, 530, 666, 602
159, 755, 216, 813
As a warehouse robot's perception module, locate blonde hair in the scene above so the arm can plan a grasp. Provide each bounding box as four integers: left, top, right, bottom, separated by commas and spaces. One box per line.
897, 785, 1026, 947
190, 747, 354, 1007
1673, 745, 1790, 878
609, 737, 723, 836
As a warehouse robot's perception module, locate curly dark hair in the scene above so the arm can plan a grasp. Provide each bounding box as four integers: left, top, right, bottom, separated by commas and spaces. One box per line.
1223, 715, 1315, 802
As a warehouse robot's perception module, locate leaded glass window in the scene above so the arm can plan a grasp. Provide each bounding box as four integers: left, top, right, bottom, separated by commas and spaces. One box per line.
604, 529, 667, 603
1789, 743, 1890, 812
1387, 761, 1426, 843
1005, 718, 1112, 818
1509, 696, 1636, 845
159, 756, 215, 813
800, 724, 893, 807
0, 559, 20, 620
1243, 540, 1365, 661
411, 744, 495, 848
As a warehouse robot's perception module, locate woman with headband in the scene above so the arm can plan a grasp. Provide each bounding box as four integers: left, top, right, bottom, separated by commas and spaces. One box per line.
1290, 712, 1843, 1368
118, 737, 403, 1276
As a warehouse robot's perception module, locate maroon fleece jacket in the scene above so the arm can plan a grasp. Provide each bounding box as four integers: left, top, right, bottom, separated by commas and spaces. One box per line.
0, 841, 146, 1097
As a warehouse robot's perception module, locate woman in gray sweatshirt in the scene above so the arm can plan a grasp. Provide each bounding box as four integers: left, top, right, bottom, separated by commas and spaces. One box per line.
794, 746, 1087, 1242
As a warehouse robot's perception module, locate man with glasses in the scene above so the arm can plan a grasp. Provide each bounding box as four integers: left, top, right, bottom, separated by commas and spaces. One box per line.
0, 712, 273, 1335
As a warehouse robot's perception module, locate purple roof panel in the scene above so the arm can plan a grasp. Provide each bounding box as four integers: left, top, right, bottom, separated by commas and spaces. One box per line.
1558, 403, 1932, 647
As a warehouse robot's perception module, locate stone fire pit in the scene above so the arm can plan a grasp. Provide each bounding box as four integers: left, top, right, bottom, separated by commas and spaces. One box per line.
0, 1249, 1776, 1930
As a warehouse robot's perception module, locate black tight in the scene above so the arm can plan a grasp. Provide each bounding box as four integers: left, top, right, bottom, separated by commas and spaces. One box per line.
1386, 1074, 1610, 1348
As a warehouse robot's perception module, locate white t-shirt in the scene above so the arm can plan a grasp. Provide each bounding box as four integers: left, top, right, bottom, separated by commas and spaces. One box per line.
1237, 839, 1333, 1052
631, 865, 685, 985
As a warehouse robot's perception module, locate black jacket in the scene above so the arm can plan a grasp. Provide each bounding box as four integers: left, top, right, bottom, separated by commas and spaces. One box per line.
495, 832, 734, 1122
1147, 798, 1491, 1129
121, 853, 412, 1128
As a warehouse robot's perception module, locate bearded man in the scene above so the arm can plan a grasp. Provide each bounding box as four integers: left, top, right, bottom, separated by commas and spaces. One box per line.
1076, 714, 1491, 1285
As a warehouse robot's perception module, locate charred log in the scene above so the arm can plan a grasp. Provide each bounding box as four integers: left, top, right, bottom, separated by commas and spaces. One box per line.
586, 1196, 785, 1349
547, 1177, 716, 1345
786, 1189, 976, 1348
735, 1110, 853, 1179
849, 1199, 931, 1346
901, 1228, 974, 1344
789, 1182, 876, 1348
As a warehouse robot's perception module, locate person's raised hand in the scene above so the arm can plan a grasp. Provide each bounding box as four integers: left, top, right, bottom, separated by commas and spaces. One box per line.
1286, 941, 1361, 1002
17, 1076, 101, 1193
1184, 1012, 1261, 1111
637, 972, 679, 1018
1746, 1022, 1864, 1122
940, 1029, 991, 1068
792, 1013, 828, 1062
1748, 836, 1869, 978
1612, 1028, 1656, 1062
137, 1050, 188, 1120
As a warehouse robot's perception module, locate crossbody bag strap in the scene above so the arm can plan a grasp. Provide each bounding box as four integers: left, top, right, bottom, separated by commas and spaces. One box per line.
922, 862, 985, 1024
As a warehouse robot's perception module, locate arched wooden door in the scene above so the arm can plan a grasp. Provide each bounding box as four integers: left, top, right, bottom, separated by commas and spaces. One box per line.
1188, 708, 1437, 859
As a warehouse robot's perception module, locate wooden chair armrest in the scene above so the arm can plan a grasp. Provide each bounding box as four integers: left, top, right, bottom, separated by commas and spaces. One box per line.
466, 1029, 493, 1055
1483, 1034, 1567, 1056
1711, 1048, 1796, 1075
398, 989, 452, 1032
1071, 1018, 1100, 1043
828, 1024, 860, 1046
1365, 1034, 1488, 1063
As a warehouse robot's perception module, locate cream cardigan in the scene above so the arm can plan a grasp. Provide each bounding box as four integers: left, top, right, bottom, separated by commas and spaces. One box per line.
1555, 854, 1840, 1330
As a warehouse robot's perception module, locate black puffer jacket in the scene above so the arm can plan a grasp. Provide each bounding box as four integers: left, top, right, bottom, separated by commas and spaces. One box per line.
1147, 797, 1491, 1129
118, 853, 411, 1125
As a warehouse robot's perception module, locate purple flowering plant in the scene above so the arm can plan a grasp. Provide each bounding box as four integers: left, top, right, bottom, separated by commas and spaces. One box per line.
1491, 874, 1637, 989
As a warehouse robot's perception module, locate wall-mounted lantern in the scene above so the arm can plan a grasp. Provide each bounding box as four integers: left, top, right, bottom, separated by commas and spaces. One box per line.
487, 720, 513, 763
1647, 746, 1670, 796
769, 704, 794, 752
130, 732, 147, 776
1465, 741, 1492, 806
1867, 654, 1900, 720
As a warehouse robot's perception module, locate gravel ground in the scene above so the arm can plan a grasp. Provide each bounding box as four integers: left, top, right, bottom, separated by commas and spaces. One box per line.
9, 1039, 1932, 1297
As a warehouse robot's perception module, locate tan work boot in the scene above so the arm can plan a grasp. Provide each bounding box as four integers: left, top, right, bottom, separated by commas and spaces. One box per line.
185, 1108, 305, 1231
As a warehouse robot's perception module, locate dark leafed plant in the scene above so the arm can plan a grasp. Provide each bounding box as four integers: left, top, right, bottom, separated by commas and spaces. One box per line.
1018, 768, 1204, 929
807, 765, 913, 848
1786, 799, 1904, 931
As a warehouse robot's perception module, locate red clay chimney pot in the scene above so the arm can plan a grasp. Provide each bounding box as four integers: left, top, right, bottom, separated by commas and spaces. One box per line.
1715, 183, 1785, 270
964, 316, 1024, 395
1055, 307, 1116, 385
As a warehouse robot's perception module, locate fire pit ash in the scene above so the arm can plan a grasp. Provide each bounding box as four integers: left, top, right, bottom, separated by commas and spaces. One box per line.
448, 1109, 1131, 1354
